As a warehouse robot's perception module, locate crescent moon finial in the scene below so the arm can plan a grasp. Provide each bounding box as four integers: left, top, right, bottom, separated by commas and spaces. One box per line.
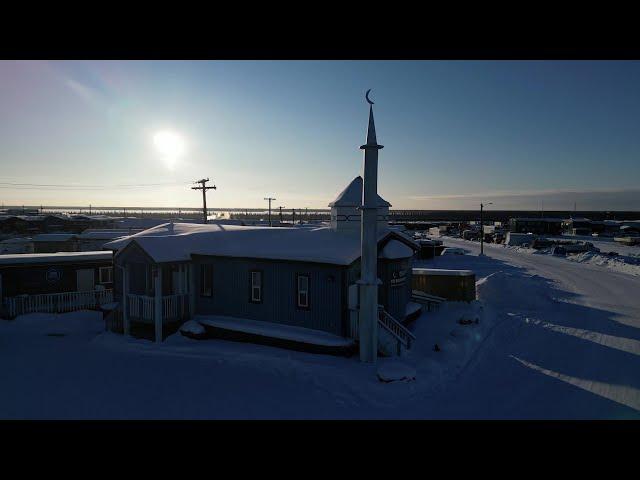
365, 89, 374, 105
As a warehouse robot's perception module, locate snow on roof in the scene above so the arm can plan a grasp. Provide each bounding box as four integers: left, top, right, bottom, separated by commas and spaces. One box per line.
379, 239, 415, 259
32, 234, 77, 242
0, 251, 112, 266
105, 222, 408, 265
76, 230, 129, 240
196, 315, 355, 347
328, 176, 391, 208
565, 217, 592, 222
512, 217, 563, 222
413, 268, 475, 277
0, 237, 32, 244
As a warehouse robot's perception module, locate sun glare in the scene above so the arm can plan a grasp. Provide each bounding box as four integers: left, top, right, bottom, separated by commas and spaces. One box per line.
153, 130, 186, 168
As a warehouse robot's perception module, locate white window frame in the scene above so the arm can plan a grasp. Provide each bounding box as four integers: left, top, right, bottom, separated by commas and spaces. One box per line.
297, 274, 309, 308
250, 271, 262, 303
99, 266, 113, 284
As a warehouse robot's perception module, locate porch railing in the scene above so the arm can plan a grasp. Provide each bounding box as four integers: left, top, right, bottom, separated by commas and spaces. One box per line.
162, 294, 190, 322
127, 294, 154, 321
347, 305, 416, 355
126, 293, 190, 323
3, 289, 114, 318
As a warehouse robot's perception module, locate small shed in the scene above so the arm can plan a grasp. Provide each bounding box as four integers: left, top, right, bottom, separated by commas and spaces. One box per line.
412, 268, 476, 302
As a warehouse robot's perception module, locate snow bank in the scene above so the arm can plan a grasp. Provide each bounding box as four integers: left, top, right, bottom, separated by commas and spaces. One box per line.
180, 320, 205, 336
405, 301, 422, 317
565, 251, 640, 276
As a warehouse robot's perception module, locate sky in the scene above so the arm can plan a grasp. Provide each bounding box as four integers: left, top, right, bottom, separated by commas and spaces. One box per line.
1, 60, 639, 211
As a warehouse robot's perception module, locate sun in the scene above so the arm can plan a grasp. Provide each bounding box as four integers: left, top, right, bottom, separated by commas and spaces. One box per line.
153, 130, 186, 168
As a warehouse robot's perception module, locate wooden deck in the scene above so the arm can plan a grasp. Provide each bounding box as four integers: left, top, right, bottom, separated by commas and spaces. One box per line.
184, 316, 357, 357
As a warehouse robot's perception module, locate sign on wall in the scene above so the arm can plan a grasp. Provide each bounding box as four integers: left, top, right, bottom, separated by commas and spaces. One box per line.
46, 268, 62, 283
390, 269, 406, 287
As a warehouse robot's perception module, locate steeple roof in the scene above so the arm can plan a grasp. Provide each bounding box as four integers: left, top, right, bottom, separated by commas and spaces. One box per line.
328, 176, 391, 208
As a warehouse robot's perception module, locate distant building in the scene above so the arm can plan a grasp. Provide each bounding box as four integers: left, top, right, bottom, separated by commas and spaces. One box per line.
0, 237, 33, 254
509, 217, 563, 235
75, 229, 133, 251
32, 233, 78, 253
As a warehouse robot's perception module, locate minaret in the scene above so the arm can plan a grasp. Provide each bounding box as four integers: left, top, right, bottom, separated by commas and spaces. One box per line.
357, 90, 383, 363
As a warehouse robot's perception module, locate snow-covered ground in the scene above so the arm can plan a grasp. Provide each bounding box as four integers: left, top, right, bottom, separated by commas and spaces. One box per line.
1, 240, 639, 419
469, 234, 640, 277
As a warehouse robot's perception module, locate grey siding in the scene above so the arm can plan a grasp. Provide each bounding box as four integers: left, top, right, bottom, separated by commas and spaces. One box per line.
346, 256, 413, 321
379, 257, 412, 320
193, 256, 344, 336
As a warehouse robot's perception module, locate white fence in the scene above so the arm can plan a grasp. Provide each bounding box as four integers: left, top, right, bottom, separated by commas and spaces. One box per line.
4, 289, 114, 318
127, 293, 189, 323
163, 294, 189, 322
127, 294, 154, 321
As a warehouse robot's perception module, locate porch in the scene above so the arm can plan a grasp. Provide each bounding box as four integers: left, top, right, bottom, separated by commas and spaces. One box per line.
119, 262, 195, 342
3, 289, 114, 318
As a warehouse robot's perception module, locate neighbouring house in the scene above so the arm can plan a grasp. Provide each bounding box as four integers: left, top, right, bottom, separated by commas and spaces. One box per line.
509, 217, 563, 235
0, 251, 114, 318
104, 176, 419, 352
0, 237, 34, 254
75, 229, 133, 251
562, 217, 600, 236
32, 233, 79, 253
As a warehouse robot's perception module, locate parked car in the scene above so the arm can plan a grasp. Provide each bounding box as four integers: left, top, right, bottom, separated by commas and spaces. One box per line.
441, 247, 466, 256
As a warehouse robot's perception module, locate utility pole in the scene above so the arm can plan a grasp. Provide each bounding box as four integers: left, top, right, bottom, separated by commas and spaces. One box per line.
264, 197, 276, 226
480, 202, 492, 256
278, 206, 285, 224
192, 178, 216, 224
292, 208, 295, 225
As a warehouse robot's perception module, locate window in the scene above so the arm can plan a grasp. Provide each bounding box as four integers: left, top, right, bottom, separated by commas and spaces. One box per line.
297, 274, 309, 308
200, 264, 213, 297
99, 266, 113, 284
250, 270, 262, 303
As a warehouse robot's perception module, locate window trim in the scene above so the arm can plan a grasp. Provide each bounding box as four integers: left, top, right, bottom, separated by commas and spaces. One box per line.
296, 273, 310, 310
98, 266, 113, 284
249, 270, 263, 303
200, 263, 214, 297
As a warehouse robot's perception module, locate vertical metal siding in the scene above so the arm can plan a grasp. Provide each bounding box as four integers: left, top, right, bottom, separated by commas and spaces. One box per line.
194, 257, 344, 336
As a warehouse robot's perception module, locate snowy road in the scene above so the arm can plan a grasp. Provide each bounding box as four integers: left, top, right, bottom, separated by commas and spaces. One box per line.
419, 238, 640, 419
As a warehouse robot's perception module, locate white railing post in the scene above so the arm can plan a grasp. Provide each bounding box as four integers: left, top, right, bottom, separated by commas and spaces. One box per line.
122, 266, 130, 336
188, 264, 196, 319
154, 266, 162, 343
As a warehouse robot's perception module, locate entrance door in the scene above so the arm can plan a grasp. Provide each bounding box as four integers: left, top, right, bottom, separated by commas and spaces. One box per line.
76, 269, 95, 292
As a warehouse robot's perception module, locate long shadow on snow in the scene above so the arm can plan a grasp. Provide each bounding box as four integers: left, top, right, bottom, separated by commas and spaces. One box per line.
413, 254, 640, 418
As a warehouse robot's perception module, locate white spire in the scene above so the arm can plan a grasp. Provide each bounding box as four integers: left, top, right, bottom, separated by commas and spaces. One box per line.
358, 90, 383, 364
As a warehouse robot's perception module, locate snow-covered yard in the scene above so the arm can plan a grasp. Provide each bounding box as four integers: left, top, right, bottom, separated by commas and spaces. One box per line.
2, 240, 639, 419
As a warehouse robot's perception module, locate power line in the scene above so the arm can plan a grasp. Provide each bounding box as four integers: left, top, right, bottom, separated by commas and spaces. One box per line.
0, 181, 189, 190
